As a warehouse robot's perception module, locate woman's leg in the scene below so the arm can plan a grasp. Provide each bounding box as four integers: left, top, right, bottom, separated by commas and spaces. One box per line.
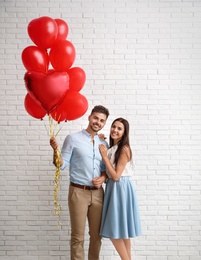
123, 239, 131, 260
110, 238, 130, 260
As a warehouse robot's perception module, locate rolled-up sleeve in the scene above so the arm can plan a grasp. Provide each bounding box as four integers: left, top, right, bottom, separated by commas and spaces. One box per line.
100, 139, 108, 173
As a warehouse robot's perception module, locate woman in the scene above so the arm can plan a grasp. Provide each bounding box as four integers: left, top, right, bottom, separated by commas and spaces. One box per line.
99, 118, 141, 260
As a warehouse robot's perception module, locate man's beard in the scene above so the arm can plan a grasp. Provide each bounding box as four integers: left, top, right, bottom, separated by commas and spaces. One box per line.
90, 123, 101, 133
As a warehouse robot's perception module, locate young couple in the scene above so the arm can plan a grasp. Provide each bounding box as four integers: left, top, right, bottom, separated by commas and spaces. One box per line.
50, 105, 141, 260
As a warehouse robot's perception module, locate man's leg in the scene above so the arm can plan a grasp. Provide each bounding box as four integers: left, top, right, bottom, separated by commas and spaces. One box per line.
68, 186, 91, 260
87, 188, 104, 260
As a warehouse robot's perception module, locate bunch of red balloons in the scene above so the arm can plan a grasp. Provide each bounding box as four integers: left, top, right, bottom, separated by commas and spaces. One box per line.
22, 16, 88, 122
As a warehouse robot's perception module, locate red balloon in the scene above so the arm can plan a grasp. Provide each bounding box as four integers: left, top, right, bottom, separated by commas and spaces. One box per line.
28, 16, 58, 49
21, 46, 49, 73
24, 71, 69, 114
49, 40, 76, 71
24, 93, 46, 119
55, 18, 69, 41
67, 67, 86, 92
51, 91, 88, 122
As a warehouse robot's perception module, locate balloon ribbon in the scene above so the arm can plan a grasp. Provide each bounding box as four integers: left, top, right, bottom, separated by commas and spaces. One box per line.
49, 115, 62, 228
53, 146, 62, 228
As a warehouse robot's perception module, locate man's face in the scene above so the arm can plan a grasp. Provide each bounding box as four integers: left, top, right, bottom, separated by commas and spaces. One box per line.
88, 112, 107, 133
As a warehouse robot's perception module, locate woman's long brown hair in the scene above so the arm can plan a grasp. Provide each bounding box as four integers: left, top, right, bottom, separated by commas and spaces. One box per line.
109, 118, 132, 165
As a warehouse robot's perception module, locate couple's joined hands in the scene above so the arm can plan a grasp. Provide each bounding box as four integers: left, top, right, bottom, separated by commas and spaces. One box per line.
92, 176, 105, 189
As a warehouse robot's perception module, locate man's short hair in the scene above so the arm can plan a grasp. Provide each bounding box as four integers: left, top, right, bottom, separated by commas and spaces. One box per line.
90, 105, 109, 119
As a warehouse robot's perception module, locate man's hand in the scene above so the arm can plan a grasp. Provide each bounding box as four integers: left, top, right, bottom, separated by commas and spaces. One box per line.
50, 137, 63, 166
50, 136, 58, 150
92, 176, 105, 189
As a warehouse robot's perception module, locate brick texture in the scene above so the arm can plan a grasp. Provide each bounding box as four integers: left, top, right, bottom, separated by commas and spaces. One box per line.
0, 0, 201, 259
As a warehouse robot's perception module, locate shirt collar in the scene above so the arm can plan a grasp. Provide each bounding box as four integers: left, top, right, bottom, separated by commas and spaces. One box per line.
82, 129, 98, 139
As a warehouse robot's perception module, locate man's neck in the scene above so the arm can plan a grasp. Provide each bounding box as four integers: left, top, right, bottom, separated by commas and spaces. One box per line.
85, 127, 97, 137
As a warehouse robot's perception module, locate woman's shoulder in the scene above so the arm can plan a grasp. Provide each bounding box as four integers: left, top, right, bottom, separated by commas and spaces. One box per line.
121, 145, 131, 160
122, 144, 131, 152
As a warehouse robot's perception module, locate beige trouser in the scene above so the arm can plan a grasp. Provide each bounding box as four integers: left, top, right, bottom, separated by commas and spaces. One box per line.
68, 185, 104, 260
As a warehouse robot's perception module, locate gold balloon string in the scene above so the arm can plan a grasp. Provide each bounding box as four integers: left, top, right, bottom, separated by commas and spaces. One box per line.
54, 120, 66, 137
49, 115, 54, 137
48, 115, 62, 228
47, 114, 66, 137
44, 118, 50, 136
53, 146, 62, 228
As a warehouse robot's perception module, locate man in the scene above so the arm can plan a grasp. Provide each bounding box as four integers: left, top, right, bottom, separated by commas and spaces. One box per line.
50, 105, 109, 260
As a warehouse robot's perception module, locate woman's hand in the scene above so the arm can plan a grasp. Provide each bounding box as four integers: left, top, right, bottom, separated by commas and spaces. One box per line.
99, 144, 108, 158
98, 133, 106, 140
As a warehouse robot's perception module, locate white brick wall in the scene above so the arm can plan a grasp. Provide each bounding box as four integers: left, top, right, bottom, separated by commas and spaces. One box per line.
0, 0, 201, 259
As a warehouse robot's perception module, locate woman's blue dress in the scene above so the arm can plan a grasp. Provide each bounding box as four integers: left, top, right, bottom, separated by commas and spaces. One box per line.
100, 145, 141, 239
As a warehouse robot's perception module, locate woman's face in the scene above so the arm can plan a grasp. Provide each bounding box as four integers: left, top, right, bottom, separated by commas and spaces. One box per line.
110, 120, 125, 144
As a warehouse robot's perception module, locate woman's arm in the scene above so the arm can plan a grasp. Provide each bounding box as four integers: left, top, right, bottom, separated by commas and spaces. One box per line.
99, 145, 130, 181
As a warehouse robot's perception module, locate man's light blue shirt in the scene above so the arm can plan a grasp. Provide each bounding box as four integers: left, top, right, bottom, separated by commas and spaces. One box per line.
60, 129, 108, 186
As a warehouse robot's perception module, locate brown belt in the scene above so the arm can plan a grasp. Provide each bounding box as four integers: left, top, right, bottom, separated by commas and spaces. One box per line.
70, 182, 98, 190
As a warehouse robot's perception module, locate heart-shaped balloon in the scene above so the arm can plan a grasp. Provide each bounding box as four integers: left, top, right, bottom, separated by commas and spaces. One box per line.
24, 71, 69, 113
